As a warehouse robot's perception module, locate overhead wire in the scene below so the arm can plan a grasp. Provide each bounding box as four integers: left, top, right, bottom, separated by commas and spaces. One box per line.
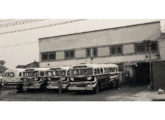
0, 19, 86, 36
0, 19, 87, 48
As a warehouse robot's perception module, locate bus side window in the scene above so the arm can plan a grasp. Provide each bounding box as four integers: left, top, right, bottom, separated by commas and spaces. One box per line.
108, 68, 110, 73
5, 72, 8, 77
100, 68, 103, 74
94, 69, 97, 75
109, 68, 111, 72
97, 69, 100, 74
112, 68, 115, 72
104, 68, 107, 73
40, 71, 45, 76
19, 72, 22, 77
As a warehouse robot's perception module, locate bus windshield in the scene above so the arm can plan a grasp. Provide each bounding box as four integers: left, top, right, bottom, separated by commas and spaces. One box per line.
33, 71, 39, 77
60, 70, 66, 76
23, 72, 33, 77
4, 72, 15, 77
68, 68, 93, 76
47, 71, 53, 77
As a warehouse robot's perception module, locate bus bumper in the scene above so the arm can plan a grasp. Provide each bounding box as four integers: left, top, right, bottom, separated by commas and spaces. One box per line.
68, 84, 96, 91
46, 84, 68, 89
23, 85, 41, 90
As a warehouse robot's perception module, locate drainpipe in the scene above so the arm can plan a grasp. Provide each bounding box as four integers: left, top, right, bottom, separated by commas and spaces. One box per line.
144, 40, 153, 90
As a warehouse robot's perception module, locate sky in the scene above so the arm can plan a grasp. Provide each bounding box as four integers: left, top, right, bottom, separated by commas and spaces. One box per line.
0, 19, 165, 68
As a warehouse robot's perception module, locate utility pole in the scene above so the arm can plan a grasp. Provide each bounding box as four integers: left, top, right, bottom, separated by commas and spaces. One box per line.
144, 40, 153, 90
90, 48, 93, 64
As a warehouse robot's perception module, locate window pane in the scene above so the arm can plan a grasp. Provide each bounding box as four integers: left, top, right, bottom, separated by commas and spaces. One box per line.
135, 43, 146, 53
70, 50, 75, 58
65, 51, 69, 58
49, 52, 56, 60
151, 42, 158, 52
41, 53, 48, 60
86, 48, 91, 57
93, 48, 98, 57
111, 46, 116, 55
117, 46, 122, 54
65, 50, 75, 59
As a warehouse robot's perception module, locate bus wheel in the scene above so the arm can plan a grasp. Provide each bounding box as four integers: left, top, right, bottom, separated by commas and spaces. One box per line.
94, 83, 99, 94
40, 84, 46, 92
17, 85, 23, 93
115, 79, 120, 89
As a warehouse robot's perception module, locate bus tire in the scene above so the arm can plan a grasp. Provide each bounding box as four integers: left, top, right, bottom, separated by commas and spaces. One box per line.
115, 79, 120, 89
17, 85, 23, 93
40, 84, 46, 92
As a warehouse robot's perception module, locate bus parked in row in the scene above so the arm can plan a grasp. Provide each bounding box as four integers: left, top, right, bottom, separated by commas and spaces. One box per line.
2, 68, 25, 89
46, 67, 70, 90
22, 68, 50, 92
67, 64, 120, 93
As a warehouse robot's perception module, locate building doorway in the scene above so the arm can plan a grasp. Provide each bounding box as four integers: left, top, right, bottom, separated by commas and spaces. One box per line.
134, 62, 150, 85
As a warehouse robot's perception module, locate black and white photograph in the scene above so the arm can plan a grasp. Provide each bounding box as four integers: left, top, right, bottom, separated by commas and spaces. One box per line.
1, 1, 165, 120
0, 19, 165, 101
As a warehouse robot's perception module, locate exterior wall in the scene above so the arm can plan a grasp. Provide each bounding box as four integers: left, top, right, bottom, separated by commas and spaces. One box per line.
56, 51, 64, 60
39, 22, 161, 68
75, 49, 86, 58
158, 39, 165, 60
152, 61, 165, 89
39, 22, 160, 52
98, 47, 110, 57
123, 44, 134, 54
40, 53, 159, 68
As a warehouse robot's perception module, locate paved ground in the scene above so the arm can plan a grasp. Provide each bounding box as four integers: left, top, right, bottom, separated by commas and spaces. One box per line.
0, 85, 165, 101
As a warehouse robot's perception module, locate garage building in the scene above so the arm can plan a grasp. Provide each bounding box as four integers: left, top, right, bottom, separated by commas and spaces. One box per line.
39, 21, 165, 86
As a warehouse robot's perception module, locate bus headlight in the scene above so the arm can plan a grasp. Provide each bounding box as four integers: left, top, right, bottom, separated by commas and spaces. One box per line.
87, 77, 92, 80
34, 78, 38, 81
70, 78, 74, 81
48, 78, 51, 81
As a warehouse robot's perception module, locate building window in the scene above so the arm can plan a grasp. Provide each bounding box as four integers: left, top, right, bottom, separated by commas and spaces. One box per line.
48, 52, 56, 60
41, 53, 48, 61
151, 41, 158, 52
135, 41, 158, 53
41, 52, 56, 61
110, 45, 123, 55
86, 48, 91, 57
93, 48, 98, 57
135, 43, 147, 53
65, 50, 75, 59
70, 50, 75, 58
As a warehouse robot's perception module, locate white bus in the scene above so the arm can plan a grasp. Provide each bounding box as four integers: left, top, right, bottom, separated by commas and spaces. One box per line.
67, 64, 120, 93
2, 68, 25, 90
46, 67, 70, 90
22, 68, 50, 91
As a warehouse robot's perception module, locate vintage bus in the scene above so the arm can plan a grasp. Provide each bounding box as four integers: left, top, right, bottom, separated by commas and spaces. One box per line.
2, 68, 25, 89
22, 68, 50, 91
67, 64, 120, 93
46, 67, 70, 90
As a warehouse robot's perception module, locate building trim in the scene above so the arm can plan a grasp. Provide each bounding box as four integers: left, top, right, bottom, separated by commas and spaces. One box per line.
40, 52, 159, 63
40, 40, 158, 54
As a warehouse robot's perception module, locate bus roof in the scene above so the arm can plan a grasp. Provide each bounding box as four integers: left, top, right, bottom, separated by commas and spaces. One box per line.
25, 68, 50, 72
5, 68, 25, 72
50, 66, 71, 71
72, 64, 118, 69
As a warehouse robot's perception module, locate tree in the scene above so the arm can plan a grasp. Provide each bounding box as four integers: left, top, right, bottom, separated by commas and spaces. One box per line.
0, 60, 7, 75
